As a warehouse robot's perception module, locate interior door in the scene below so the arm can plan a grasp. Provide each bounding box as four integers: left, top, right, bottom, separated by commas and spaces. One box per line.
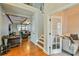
50, 16, 62, 54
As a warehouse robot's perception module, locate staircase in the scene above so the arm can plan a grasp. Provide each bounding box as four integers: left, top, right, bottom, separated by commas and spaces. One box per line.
37, 35, 44, 49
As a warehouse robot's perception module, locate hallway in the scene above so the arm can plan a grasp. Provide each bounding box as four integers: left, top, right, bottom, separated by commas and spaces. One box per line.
4, 39, 47, 56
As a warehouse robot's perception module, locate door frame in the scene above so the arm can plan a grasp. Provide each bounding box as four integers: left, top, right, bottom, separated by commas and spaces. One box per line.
49, 16, 62, 54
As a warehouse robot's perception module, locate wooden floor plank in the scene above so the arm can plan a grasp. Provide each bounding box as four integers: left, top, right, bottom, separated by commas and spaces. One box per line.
4, 39, 47, 56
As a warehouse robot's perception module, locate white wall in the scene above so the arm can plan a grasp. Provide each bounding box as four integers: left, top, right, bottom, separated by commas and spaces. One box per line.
31, 11, 44, 44
1, 14, 11, 35
38, 13, 44, 37
0, 5, 3, 43
0, 5, 11, 45
31, 12, 39, 43
0, 5, 11, 38
0, 6, 2, 35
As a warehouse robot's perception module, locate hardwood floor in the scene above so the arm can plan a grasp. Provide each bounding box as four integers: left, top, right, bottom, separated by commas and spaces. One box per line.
4, 39, 47, 56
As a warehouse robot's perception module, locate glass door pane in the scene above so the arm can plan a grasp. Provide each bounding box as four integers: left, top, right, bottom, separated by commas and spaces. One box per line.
53, 37, 56, 43
52, 44, 56, 49
57, 44, 60, 49
57, 36, 60, 42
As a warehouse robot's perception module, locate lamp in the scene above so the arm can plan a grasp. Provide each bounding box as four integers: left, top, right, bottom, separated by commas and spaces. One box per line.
23, 19, 31, 24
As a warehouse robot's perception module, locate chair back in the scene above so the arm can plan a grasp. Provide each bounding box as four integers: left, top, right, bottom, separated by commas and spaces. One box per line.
70, 34, 78, 40
1, 36, 8, 46
0, 36, 2, 46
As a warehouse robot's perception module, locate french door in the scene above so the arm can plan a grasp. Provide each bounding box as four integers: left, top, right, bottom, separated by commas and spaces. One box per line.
50, 16, 62, 54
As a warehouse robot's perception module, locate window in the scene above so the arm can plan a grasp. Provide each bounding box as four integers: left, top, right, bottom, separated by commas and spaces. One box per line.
17, 25, 21, 31
17, 24, 31, 31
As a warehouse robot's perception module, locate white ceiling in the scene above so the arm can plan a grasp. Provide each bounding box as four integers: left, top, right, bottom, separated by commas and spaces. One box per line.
44, 3, 77, 15
2, 3, 77, 17
1, 3, 78, 24
9, 15, 26, 24
1, 3, 35, 24
1, 3, 34, 18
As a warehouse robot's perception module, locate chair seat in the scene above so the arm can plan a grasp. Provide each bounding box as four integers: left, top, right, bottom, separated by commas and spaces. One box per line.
62, 36, 79, 55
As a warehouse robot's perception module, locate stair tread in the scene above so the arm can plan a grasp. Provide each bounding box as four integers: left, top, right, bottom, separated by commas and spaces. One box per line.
39, 39, 44, 42
39, 40, 44, 44
38, 41, 44, 47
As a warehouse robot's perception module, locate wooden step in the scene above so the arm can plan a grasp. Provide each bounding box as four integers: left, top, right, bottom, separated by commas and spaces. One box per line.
39, 40, 44, 44
39, 39, 44, 42
38, 41, 44, 47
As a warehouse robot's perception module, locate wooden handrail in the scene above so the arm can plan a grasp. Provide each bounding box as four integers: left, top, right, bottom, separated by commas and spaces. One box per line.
5, 14, 13, 24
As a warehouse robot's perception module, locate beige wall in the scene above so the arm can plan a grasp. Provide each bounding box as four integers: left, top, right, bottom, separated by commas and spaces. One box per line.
66, 5, 79, 34
52, 11, 68, 34
52, 4, 79, 35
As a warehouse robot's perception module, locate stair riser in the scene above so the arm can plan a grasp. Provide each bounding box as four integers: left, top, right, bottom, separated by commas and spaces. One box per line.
38, 42, 44, 47
40, 39, 44, 42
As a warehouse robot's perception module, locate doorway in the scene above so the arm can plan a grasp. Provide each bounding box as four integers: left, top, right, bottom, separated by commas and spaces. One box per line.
48, 16, 62, 54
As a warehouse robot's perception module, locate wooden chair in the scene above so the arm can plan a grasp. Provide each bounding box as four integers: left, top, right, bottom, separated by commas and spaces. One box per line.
0, 36, 10, 55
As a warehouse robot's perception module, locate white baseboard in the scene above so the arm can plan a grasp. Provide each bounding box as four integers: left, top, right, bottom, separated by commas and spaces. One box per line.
35, 43, 43, 49
43, 49, 49, 55
30, 40, 48, 55
35, 43, 48, 55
